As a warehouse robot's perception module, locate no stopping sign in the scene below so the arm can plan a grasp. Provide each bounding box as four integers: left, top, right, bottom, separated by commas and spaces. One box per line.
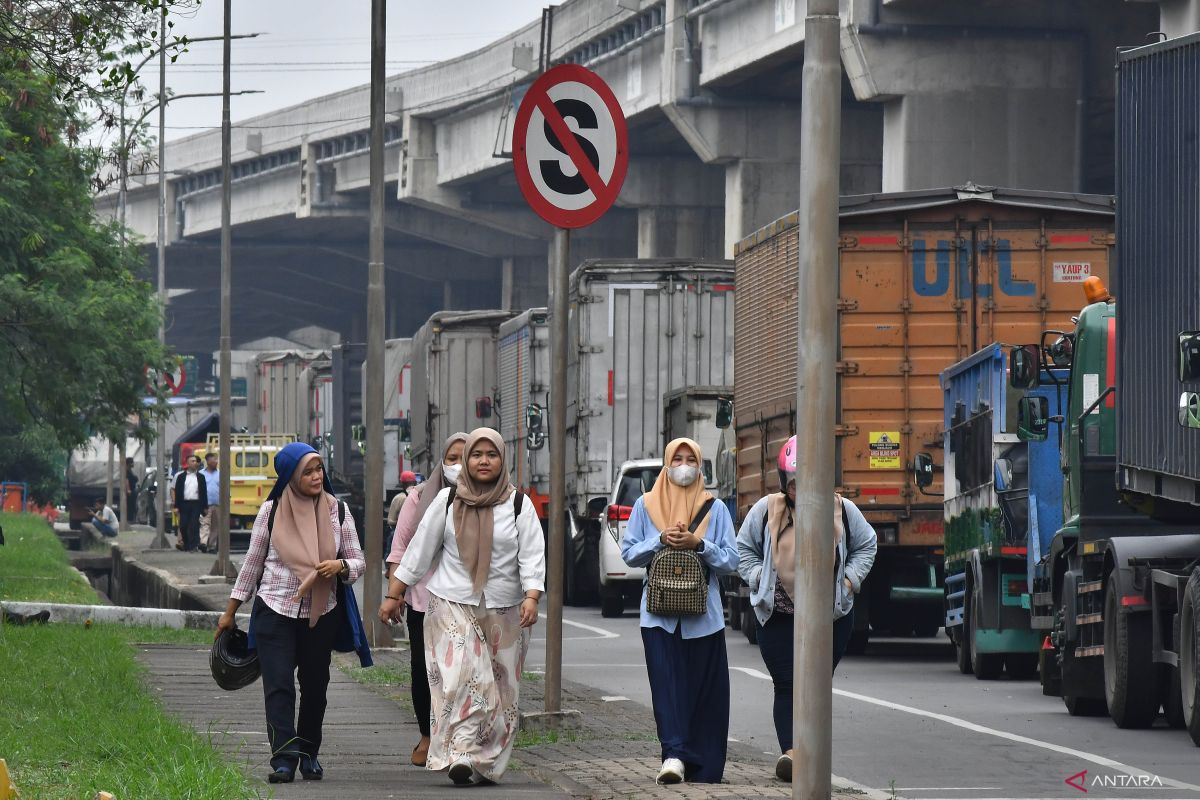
513, 64, 628, 229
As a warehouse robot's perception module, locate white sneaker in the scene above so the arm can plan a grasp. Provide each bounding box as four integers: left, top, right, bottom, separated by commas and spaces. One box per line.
448, 757, 473, 785
656, 757, 685, 785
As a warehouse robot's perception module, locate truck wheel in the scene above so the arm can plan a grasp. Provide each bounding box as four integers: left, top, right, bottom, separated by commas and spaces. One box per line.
846, 628, 869, 656
1103, 571, 1159, 728
563, 536, 580, 606
600, 591, 623, 618
955, 626, 973, 675
1181, 570, 1200, 746
1006, 653, 1039, 681
914, 621, 941, 638
970, 591, 1004, 680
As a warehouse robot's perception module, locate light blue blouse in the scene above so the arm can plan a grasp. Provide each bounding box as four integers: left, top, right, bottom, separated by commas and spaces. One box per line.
619, 495, 741, 639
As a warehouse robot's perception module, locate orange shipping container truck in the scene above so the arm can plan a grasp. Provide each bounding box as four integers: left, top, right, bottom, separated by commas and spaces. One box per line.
732, 186, 1114, 649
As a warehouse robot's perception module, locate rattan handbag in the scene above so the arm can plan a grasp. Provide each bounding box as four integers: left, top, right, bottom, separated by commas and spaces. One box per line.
645, 498, 716, 616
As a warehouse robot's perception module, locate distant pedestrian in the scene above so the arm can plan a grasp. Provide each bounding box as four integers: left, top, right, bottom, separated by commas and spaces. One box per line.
216, 443, 365, 784
124, 457, 138, 526
89, 498, 119, 538
199, 451, 221, 552
379, 435, 467, 768
171, 455, 208, 552
384, 469, 420, 556
620, 437, 739, 786
736, 435, 877, 782
381, 428, 544, 786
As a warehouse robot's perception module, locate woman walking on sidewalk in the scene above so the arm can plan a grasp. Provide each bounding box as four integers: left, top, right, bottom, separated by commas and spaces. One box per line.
380, 431, 468, 767
380, 427, 545, 786
736, 435, 877, 782
620, 438, 739, 786
215, 443, 365, 784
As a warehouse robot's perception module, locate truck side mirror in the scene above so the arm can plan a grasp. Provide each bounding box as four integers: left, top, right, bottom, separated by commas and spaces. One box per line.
913, 452, 935, 489
715, 398, 733, 429
1017, 396, 1049, 442
1009, 345, 1040, 389
475, 396, 493, 419
526, 431, 546, 451
1180, 392, 1200, 429
525, 403, 544, 433
1178, 331, 1200, 382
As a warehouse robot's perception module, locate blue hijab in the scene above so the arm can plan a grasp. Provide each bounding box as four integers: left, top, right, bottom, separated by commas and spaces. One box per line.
269, 442, 334, 501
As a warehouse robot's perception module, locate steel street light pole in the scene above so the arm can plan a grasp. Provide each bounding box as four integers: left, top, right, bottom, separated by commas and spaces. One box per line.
792, 1, 842, 799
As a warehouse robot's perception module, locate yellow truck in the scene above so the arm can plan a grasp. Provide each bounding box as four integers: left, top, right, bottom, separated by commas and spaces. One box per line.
175, 433, 296, 531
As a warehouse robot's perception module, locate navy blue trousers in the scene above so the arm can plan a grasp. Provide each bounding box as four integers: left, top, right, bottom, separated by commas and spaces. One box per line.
756, 607, 856, 753
641, 625, 729, 783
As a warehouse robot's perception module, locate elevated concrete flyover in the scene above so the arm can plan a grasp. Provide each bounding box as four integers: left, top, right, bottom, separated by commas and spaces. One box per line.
108, 0, 1163, 355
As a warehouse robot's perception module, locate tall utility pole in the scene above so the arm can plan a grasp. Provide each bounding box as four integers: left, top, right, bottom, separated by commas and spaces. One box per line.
363, 0, 389, 645
211, 0, 235, 579
153, 4, 170, 548
792, 1, 841, 799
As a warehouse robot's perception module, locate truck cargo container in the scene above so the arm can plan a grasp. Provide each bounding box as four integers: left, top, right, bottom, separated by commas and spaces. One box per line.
246, 350, 329, 437
330, 342, 366, 506
1000, 34, 1200, 741
362, 338, 413, 493
733, 186, 1115, 648
409, 311, 513, 479
66, 436, 146, 529
499, 309, 551, 517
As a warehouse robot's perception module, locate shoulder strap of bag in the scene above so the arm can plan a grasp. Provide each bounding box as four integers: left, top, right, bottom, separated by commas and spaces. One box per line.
688, 498, 716, 533
261, 498, 349, 584
445, 485, 525, 516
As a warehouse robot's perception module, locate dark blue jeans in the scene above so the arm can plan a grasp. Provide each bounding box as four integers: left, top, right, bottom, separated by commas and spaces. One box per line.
755, 607, 856, 752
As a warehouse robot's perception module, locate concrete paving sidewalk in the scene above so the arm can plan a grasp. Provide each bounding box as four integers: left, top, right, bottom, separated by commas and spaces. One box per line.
139, 641, 870, 800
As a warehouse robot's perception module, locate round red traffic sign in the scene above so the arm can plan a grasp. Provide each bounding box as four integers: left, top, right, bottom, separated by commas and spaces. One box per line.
513, 64, 628, 229
144, 362, 186, 396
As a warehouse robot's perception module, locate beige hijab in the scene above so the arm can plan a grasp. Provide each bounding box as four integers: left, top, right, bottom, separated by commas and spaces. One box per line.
452, 428, 514, 592
766, 490, 845, 598
273, 452, 338, 626
643, 438, 715, 538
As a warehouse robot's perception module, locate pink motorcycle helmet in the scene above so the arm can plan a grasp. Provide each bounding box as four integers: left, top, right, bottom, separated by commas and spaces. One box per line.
778, 435, 798, 491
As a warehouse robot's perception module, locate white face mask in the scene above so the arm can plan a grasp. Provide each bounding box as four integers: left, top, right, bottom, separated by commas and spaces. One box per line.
668, 464, 699, 487
442, 463, 462, 483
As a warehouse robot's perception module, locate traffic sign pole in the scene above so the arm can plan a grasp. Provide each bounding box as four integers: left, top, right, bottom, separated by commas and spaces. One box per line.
512, 63, 627, 715
545, 227, 569, 713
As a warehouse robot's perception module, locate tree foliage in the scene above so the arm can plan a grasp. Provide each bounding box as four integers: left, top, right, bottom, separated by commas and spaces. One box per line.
0, 53, 168, 482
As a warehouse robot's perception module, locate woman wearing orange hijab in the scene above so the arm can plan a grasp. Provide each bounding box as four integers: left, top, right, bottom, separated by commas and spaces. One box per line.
620, 438, 740, 785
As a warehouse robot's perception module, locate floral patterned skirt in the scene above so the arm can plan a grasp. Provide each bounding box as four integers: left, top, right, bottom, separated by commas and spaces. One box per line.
424, 593, 530, 781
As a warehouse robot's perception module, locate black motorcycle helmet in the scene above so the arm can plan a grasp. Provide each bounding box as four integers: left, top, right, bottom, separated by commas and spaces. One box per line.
210, 626, 260, 691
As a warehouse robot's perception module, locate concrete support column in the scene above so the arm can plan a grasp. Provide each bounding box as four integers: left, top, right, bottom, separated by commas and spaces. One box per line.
442, 281, 453, 311
1160, 0, 1200, 37
724, 159, 800, 256
842, 28, 1083, 191
501, 257, 514, 311
636, 206, 724, 259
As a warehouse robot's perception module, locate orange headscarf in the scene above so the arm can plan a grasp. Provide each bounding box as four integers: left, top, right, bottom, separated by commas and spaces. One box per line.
642, 438, 715, 538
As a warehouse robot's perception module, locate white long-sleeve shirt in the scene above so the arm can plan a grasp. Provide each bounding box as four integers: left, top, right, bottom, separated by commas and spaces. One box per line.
395, 487, 545, 609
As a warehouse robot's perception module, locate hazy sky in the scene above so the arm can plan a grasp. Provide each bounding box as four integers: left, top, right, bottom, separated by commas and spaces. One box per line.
130, 1, 549, 143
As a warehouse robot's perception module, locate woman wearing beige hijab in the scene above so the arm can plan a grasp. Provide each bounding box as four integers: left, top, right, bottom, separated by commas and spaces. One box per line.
216, 442, 365, 784
619, 437, 740, 785
384, 427, 545, 786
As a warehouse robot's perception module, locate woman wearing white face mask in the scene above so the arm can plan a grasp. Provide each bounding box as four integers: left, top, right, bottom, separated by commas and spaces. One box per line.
620, 438, 739, 785
379, 432, 467, 767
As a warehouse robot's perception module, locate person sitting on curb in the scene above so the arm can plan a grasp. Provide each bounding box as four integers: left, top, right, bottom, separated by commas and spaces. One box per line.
89, 498, 119, 538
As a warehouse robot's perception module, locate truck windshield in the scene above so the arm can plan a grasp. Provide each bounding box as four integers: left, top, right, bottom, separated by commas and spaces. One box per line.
615, 467, 661, 507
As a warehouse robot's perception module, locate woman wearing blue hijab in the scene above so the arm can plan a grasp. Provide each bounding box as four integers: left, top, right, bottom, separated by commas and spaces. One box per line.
216, 442, 365, 784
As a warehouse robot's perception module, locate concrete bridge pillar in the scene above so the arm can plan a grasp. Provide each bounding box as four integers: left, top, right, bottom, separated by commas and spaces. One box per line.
841, 27, 1084, 192
618, 157, 724, 259
1160, 0, 1200, 36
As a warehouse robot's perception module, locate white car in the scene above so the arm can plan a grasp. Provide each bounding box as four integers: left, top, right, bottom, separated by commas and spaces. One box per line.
597, 458, 663, 618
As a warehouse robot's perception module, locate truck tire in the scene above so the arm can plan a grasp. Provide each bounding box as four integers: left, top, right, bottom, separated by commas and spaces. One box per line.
599, 588, 623, 618
955, 626, 973, 675
970, 590, 1004, 680
1103, 571, 1159, 728
1181, 570, 1200, 746
1162, 666, 1186, 729
1006, 653, 1039, 681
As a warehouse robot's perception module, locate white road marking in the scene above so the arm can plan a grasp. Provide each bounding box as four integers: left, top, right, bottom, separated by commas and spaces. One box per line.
732, 671, 1200, 795
602, 695, 630, 702
536, 613, 620, 639
831, 772, 895, 800
895, 789, 1004, 792
731, 666, 772, 680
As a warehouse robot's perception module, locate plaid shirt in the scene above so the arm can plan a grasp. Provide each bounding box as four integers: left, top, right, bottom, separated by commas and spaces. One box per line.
231, 498, 365, 620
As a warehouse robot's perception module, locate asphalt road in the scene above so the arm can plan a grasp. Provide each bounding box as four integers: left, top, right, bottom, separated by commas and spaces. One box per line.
525, 606, 1200, 800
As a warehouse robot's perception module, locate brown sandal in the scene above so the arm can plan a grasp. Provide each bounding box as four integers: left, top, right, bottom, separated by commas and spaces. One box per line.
411, 737, 430, 767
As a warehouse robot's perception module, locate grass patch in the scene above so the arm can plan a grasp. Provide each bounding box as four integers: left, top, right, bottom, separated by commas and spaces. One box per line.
0, 621, 258, 799
515, 728, 582, 748
0, 512, 98, 604
521, 671, 542, 682
342, 662, 410, 686
337, 655, 414, 712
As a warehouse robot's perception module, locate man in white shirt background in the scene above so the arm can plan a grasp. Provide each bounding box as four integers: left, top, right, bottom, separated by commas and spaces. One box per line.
171, 455, 208, 552
89, 498, 120, 538
199, 451, 221, 553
